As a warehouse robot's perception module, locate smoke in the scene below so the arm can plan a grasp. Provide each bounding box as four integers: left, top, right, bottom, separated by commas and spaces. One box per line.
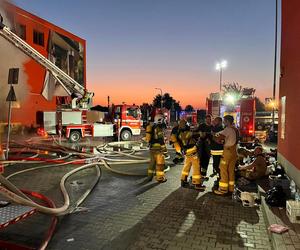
0, 1, 31, 122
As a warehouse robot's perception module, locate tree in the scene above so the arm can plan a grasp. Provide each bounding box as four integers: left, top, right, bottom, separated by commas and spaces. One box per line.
255, 97, 266, 112
185, 105, 194, 112
152, 92, 182, 111
222, 82, 243, 97
222, 82, 256, 98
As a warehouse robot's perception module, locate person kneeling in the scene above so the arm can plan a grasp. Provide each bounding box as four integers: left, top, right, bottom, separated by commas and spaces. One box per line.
238, 146, 267, 181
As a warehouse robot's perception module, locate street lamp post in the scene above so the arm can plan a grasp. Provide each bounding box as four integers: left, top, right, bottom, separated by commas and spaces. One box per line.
272, 0, 278, 127
155, 87, 163, 109
216, 60, 228, 94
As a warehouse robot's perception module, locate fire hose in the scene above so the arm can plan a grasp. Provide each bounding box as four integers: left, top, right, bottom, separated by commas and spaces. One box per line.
0, 140, 172, 215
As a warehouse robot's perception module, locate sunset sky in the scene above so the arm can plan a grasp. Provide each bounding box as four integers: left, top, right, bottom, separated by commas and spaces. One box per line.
14, 0, 279, 109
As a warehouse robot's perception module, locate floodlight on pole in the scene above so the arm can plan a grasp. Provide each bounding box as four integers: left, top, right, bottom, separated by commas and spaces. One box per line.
224, 94, 236, 105
215, 60, 228, 94
155, 87, 163, 108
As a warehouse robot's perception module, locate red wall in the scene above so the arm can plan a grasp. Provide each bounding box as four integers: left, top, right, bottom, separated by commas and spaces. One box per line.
278, 0, 300, 170
4, 3, 86, 126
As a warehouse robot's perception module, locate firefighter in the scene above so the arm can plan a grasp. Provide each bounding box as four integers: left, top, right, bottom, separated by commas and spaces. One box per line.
170, 121, 184, 164
210, 117, 224, 188
196, 115, 213, 178
213, 115, 239, 196
173, 119, 205, 190
238, 146, 267, 180
79, 91, 93, 108
144, 114, 167, 183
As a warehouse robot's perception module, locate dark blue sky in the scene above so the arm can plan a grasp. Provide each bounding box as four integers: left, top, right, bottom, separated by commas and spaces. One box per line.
13, 0, 278, 107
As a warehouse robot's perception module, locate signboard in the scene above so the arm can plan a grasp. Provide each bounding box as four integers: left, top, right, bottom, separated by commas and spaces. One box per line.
6, 86, 17, 102
281, 96, 286, 139
8, 68, 19, 85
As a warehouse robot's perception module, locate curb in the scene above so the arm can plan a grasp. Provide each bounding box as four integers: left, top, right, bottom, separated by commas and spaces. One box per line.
259, 186, 287, 250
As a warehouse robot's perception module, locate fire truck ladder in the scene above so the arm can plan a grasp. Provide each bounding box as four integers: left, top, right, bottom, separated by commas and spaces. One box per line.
0, 22, 85, 97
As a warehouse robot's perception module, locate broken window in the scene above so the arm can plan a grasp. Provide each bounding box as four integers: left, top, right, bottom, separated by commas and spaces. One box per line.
33, 30, 44, 46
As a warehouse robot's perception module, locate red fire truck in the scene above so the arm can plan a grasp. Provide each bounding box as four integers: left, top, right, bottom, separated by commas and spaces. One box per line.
206, 90, 256, 144
150, 108, 171, 126
0, 15, 142, 142
179, 111, 198, 127
38, 104, 142, 142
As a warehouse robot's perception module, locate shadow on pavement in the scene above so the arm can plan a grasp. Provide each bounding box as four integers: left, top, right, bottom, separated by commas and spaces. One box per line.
102, 188, 260, 250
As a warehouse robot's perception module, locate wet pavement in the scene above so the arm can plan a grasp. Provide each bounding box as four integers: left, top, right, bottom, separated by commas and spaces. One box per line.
0, 137, 273, 249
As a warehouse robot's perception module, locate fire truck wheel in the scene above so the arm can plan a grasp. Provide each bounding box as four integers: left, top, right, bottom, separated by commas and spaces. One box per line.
120, 130, 132, 141
69, 130, 81, 143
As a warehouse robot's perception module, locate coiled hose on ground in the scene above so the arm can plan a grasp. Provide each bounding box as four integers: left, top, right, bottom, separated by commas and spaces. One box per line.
0, 140, 171, 215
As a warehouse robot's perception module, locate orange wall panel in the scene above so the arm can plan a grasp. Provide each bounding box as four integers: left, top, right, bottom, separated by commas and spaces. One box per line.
278, 0, 300, 170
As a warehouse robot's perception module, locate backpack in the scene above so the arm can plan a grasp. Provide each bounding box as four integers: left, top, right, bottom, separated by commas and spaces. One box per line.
265, 186, 287, 207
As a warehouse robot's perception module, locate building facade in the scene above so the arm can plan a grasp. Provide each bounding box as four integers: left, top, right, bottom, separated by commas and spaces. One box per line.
0, 2, 86, 127
278, 0, 300, 185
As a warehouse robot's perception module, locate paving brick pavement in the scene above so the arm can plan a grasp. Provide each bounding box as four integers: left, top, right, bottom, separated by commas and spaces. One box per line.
47, 153, 272, 250
0, 140, 273, 249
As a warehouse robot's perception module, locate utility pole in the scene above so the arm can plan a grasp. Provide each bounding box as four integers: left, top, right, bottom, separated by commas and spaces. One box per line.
5, 68, 19, 159
155, 88, 163, 109
272, 0, 278, 126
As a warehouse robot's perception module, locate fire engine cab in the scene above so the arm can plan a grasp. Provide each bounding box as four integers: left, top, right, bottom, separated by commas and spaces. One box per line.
206, 89, 256, 144
38, 104, 142, 142
179, 111, 197, 127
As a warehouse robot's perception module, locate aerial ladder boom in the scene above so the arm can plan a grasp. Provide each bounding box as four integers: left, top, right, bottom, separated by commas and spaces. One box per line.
0, 16, 91, 106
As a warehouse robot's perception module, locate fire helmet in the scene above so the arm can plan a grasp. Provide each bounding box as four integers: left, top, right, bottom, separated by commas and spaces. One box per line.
240, 192, 256, 207
178, 119, 187, 129
154, 114, 164, 124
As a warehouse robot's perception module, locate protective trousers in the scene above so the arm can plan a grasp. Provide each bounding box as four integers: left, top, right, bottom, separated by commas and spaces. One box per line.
199, 141, 210, 176
148, 150, 165, 181
218, 145, 237, 193
181, 154, 201, 185
212, 155, 221, 175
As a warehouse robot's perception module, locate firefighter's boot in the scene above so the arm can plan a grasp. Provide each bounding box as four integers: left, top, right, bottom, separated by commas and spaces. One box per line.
213, 189, 229, 196
194, 184, 206, 191
181, 180, 189, 188
157, 176, 167, 183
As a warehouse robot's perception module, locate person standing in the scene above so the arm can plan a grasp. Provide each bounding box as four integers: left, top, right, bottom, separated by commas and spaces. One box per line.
170, 121, 184, 164
196, 115, 213, 178
213, 115, 239, 196
172, 119, 205, 190
144, 114, 168, 183
210, 117, 224, 186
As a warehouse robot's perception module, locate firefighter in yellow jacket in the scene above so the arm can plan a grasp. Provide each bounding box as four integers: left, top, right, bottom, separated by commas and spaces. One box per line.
144, 114, 167, 183
172, 119, 205, 190
213, 115, 239, 196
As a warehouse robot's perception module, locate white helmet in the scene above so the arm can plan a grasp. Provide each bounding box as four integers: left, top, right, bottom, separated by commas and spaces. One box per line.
240, 192, 256, 207
154, 114, 164, 124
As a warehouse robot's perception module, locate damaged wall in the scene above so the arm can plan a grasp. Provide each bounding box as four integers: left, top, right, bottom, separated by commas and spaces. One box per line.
0, 1, 86, 127
0, 1, 30, 123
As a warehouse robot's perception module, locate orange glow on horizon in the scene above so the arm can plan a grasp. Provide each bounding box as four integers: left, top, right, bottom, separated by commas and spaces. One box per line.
88, 76, 271, 110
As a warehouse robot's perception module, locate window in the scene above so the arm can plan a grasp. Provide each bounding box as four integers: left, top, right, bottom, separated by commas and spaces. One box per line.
33, 30, 44, 46
17, 24, 26, 40
127, 108, 138, 118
